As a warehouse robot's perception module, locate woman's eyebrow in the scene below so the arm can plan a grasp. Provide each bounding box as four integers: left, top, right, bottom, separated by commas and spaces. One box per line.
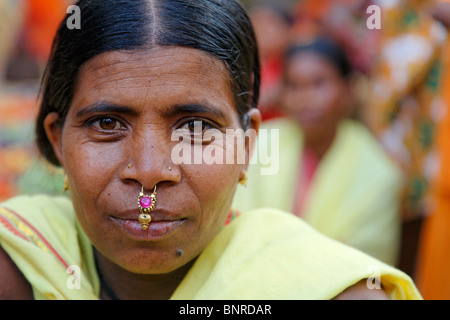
75, 102, 139, 118
162, 103, 228, 119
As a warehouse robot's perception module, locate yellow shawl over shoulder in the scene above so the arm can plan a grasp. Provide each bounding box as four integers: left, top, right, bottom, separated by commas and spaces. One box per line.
0, 195, 420, 300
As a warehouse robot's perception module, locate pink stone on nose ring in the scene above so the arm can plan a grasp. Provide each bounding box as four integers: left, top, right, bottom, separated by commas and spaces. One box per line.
138, 185, 157, 230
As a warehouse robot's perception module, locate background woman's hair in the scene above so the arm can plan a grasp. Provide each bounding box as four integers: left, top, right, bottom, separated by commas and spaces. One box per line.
36, 0, 260, 166
285, 37, 353, 79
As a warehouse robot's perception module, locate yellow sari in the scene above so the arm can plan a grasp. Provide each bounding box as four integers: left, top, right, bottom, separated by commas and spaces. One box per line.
0, 194, 420, 299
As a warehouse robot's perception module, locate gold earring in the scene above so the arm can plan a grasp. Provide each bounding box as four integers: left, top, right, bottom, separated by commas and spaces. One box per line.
239, 171, 248, 186
63, 174, 70, 192
128, 163, 132, 168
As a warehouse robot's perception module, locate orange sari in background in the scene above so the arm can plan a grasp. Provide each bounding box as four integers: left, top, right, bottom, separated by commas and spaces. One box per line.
416, 41, 450, 300
23, 0, 68, 62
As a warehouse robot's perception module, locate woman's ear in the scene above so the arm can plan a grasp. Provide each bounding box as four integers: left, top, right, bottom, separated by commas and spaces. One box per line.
43, 112, 64, 166
244, 108, 261, 168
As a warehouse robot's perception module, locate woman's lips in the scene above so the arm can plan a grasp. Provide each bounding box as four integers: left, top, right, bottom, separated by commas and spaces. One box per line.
110, 211, 186, 241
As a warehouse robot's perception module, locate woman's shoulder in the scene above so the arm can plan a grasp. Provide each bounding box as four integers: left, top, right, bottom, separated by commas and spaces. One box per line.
218, 208, 422, 300
0, 194, 97, 299
0, 194, 74, 300
333, 279, 390, 300
0, 194, 78, 255
0, 242, 34, 299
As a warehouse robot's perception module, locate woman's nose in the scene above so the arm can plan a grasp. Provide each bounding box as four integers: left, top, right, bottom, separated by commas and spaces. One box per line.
283, 89, 310, 111
119, 130, 181, 188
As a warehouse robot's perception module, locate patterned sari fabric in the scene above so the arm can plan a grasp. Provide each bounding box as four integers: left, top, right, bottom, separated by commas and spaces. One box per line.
364, 0, 447, 221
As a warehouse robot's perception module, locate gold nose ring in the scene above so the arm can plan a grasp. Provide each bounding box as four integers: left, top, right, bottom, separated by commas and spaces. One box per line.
137, 185, 157, 230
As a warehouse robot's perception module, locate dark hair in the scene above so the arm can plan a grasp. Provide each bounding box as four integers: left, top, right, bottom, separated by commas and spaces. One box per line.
36, 0, 260, 166
285, 37, 353, 79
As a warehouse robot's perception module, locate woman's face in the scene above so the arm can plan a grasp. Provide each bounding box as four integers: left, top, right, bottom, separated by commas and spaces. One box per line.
44, 46, 260, 274
280, 52, 349, 139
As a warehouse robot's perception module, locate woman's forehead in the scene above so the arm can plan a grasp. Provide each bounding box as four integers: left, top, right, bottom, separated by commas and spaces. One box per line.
71, 46, 234, 110
78, 46, 228, 84
286, 51, 344, 78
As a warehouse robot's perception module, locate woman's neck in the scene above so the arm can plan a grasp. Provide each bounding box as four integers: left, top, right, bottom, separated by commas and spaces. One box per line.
303, 126, 338, 160
94, 249, 195, 300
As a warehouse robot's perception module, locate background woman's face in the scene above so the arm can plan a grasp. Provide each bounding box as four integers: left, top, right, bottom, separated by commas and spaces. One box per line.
280, 52, 349, 138
45, 47, 255, 274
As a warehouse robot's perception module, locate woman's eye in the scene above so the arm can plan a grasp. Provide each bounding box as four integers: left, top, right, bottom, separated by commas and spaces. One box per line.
177, 120, 217, 142
89, 117, 124, 131
180, 120, 213, 133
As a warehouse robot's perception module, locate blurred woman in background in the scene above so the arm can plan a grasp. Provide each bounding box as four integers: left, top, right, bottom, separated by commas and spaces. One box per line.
233, 37, 402, 266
